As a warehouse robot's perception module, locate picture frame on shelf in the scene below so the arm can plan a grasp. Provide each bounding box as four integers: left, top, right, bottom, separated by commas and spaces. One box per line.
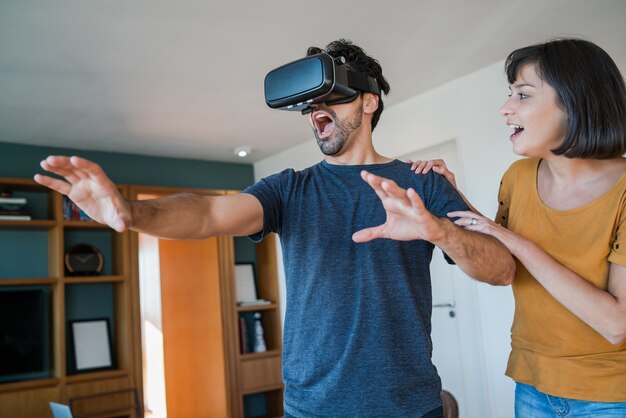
68, 318, 114, 373
235, 262, 258, 304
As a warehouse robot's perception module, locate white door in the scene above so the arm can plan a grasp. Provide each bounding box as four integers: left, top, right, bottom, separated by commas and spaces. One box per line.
398, 140, 489, 418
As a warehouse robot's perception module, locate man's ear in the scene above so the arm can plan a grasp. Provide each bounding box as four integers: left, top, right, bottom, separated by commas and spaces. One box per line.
363, 93, 379, 114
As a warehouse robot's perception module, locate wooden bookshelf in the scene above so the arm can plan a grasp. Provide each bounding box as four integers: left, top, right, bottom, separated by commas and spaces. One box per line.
0, 177, 139, 418
234, 233, 284, 417
0, 178, 284, 417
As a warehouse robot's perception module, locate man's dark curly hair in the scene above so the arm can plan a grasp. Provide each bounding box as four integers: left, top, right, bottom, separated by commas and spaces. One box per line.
307, 39, 391, 131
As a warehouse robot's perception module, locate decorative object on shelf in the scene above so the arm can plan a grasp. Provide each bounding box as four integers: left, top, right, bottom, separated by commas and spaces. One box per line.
68, 318, 114, 373
239, 316, 250, 354
253, 312, 267, 353
0, 192, 31, 221
235, 262, 271, 306
63, 196, 92, 221
64, 244, 104, 276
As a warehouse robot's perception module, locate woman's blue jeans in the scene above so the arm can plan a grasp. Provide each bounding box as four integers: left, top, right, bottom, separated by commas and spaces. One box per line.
515, 382, 626, 417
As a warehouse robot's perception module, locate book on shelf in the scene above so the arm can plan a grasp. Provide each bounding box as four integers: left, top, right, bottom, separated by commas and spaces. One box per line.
0, 207, 29, 214
0, 214, 32, 221
239, 316, 250, 354
0, 204, 31, 220
0, 205, 26, 212
237, 299, 272, 307
63, 196, 92, 221
0, 196, 27, 205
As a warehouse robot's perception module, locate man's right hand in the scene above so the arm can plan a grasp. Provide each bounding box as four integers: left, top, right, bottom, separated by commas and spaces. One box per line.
34, 156, 131, 232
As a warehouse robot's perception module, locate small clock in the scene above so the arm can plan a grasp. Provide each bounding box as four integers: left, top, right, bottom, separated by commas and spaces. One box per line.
64, 244, 104, 276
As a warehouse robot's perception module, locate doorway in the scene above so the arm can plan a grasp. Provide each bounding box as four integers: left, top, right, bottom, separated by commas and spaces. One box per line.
133, 189, 232, 418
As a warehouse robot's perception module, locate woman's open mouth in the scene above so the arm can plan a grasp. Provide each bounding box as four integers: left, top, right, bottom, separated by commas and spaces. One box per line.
509, 124, 524, 140
312, 110, 335, 139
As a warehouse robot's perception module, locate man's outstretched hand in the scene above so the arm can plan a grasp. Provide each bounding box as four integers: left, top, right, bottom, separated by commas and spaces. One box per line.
34, 156, 131, 232
352, 170, 444, 243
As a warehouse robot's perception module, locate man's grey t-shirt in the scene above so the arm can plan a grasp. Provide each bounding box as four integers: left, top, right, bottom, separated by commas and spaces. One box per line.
244, 159, 469, 417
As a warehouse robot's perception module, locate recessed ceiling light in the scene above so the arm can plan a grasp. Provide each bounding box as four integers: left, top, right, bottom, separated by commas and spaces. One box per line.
234, 146, 252, 158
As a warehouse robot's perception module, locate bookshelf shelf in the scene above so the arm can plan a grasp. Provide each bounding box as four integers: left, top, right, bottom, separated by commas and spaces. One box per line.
0, 220, 56, 229
65, 369, 129, 385
0, 377, 60, 393
63, 221, 108, 229
237, 303, 279, 312
240, 349, 282, 361
63, 275, 126, 284
0, 277, 60, 286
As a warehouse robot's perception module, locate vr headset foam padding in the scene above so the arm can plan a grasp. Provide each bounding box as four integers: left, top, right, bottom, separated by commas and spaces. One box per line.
264, 52, 381, 114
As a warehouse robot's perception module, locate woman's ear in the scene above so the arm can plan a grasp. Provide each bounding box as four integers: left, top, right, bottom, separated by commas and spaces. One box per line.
363, 93, 379, 114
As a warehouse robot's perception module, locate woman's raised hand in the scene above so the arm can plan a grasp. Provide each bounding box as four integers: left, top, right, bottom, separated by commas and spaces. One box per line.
408, 159, 457, 188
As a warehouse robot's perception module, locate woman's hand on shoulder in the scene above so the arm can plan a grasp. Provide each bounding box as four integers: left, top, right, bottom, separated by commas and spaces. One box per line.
408, 159, 457, 188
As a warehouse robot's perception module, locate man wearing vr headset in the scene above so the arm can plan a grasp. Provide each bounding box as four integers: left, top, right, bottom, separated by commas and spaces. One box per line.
35, 39, 514, 418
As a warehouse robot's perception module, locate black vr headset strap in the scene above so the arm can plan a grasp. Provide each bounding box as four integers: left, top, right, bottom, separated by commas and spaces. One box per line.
346, 70, 381, 96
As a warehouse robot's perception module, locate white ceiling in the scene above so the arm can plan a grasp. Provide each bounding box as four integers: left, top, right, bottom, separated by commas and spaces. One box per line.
1, 0, 625, 163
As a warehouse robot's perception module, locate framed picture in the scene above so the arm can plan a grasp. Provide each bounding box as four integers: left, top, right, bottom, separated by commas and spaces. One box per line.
235, 262, 258, 303
68, 318, 114, 373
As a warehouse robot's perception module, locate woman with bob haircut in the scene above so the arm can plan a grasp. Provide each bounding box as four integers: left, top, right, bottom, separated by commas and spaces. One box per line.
410, 38, 626, 416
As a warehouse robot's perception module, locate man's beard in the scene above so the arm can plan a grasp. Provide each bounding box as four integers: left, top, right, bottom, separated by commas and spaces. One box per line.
314, 104, 363, 156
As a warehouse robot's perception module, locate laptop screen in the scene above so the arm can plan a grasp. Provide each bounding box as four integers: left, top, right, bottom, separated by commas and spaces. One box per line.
49, 402, 73, 418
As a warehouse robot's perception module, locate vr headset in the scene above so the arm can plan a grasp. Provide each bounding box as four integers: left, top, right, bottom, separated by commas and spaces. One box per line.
264, 52, 381, 114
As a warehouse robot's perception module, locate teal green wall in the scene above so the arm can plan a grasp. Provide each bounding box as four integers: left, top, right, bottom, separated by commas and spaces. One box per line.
0, 141, 254, 190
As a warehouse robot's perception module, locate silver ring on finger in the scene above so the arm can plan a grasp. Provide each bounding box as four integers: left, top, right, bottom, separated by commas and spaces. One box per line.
470, 218, 478, 226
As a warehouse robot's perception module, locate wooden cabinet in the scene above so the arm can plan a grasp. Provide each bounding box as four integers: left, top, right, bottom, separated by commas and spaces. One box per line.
234, 233, 284, 417
0, 177, 139, 418
131, 186, 283, 418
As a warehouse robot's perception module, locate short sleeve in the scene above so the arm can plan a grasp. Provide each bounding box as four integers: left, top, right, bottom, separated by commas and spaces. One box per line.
608, 193, 626, 267
420, 171, 469, 265
423, 170, 470, 217
242, 170, 290, 242
495, 170, 512, 228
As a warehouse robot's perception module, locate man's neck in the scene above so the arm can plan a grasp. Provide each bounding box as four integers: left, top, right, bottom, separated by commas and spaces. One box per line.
323, 133, 392, 166
324, 153, 393, 166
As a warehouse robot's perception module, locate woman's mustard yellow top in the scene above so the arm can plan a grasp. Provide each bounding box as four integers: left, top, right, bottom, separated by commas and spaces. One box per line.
496, 157, 626, 402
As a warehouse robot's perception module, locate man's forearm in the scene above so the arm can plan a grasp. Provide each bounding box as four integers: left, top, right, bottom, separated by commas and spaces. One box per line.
129, 193, 215, 239
431, 218, 515, 285
129, 192, 264, 240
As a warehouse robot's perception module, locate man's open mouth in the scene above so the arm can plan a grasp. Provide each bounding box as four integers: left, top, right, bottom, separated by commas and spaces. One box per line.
312, 110, 335, 139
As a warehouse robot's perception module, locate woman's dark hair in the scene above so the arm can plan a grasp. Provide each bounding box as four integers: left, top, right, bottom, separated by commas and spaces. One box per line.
307, 39, 391, 131
505, 38, 626, 159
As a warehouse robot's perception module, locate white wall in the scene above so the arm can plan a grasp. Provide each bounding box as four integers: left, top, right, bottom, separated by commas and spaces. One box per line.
254, 49, 626, 417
